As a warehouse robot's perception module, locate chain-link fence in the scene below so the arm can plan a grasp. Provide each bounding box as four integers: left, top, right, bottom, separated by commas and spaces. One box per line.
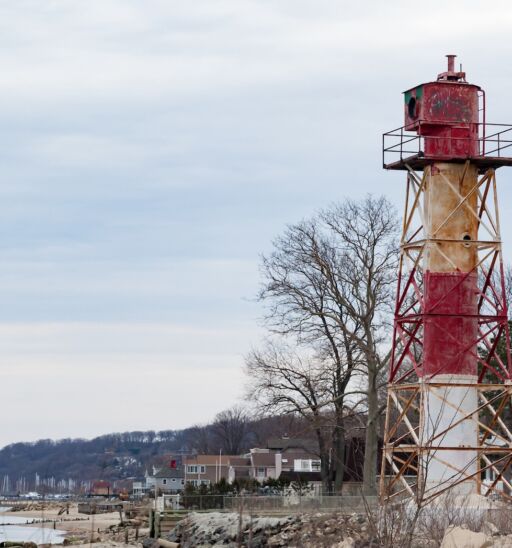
223, 495, 378, 513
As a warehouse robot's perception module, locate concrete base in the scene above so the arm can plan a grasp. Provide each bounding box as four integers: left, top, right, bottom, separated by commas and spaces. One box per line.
421, 375, 479, 495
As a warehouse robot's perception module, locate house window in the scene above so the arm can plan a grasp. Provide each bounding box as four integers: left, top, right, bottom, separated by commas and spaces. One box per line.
190, 479, 211, 487
257, 467, 265, 476
162, 479, 167, 485
186, 465, 206, 474
311, 461, 321, 472
294, 459, 321, 472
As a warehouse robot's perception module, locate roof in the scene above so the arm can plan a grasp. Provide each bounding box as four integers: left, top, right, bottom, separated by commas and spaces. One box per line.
92, 481, 110, 488
228, 456, 251, 467
280, 471, 323, 482
153, 467, 184, 479
185, 455, 238, 466
267, 438, 318, 452
251, 452, 276, 467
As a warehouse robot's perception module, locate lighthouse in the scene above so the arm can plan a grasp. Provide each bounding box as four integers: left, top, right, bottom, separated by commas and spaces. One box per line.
381, 56, 512, 502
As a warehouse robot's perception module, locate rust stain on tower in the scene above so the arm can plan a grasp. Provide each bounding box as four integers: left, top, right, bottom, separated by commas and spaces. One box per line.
381, 56, 512, 503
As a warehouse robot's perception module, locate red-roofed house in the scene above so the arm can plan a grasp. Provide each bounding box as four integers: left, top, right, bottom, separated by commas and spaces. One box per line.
91, 481, 111, 496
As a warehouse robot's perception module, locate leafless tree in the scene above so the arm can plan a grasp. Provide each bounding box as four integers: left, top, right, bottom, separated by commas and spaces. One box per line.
321, 197, 398, 494
185, 425, 213, 454
246, 341, 336, 491
212, 406, 251, 455
250, 414, 307, 447
251, 195, 399, 494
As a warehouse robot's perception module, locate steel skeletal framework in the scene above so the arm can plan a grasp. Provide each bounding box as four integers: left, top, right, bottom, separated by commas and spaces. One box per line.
380, 56, 512, 504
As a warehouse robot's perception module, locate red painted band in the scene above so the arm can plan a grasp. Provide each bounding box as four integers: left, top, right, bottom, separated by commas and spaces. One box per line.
422, 271, 478, 376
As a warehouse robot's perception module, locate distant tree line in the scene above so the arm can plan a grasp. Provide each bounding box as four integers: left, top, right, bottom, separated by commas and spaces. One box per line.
0, 411, 315, 490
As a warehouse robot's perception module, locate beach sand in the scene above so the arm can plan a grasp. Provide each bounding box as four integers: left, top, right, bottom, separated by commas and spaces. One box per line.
7, 503, 149, 546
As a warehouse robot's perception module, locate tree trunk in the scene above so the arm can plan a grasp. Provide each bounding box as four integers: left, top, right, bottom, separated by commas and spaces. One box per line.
316, 428, 332, 494
363, 363, 379, 495
333, 414, 345, 493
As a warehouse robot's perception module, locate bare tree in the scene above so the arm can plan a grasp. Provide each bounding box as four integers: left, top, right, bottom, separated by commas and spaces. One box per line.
321, 197, 398, 494
504, 266, 512, 313
250, 414, 307, 447
212, 406, 250, 455
254, 195, 399, 494
246, 341, 335, 491
185, 425, 213, 454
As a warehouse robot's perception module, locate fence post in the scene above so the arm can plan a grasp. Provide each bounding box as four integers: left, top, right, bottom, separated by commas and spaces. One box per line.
155, 511, 160, 538
237, 496, 244, 548
149, 509, 155, 538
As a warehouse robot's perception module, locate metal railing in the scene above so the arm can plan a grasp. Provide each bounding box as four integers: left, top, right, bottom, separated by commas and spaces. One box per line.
382, 122, 512, 167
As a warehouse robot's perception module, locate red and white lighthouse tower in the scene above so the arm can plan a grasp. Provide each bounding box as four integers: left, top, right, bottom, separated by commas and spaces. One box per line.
381, 56, 512, 503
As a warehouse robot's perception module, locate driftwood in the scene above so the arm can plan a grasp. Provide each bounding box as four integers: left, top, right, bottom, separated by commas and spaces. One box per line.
155, 539, 179, 548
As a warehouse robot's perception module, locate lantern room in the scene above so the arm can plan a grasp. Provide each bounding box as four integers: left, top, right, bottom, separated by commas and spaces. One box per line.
403, 55, 481, 158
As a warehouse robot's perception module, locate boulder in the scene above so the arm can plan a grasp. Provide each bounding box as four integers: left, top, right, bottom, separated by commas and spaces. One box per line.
481, 521, 499, 536
491, 534, 512, 547
441, 526, 492, 548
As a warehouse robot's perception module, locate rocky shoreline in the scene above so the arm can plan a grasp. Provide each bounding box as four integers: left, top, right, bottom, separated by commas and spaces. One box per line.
147, 512, 369, 547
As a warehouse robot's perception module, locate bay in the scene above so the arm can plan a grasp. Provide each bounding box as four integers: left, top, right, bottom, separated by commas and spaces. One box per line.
0, 506, 66, 544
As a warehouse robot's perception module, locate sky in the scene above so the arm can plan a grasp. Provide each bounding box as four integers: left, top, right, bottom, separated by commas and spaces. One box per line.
2, 0, 512, 448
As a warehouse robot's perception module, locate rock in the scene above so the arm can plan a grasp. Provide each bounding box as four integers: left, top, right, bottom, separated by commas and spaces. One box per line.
441, 526, 493, 548
491, 534, 512, 547
481, 521, 499, 536
333, 538, 355, 548
412, 540, 437, 548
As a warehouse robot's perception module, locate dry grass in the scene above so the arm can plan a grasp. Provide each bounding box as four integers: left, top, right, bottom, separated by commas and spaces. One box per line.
366, 493, 512, 547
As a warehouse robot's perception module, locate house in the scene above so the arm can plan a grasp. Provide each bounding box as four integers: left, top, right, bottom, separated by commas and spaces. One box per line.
228, 450, 281, 484
132, 480, 145, 497
180, 433, 372, 492
267, 437, 319, 454
227, 456, 251, 483
90, 481, 111, 496
226, 445, 320, 485
152, 467, 185, 494
279, 451, 321, 474
249, 449, 280, 482
144, 466, 185, 494
268, 433, 375, 486
184, 455, 237, 486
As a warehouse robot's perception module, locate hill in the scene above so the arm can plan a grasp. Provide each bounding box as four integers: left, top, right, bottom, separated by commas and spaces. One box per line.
0, 413, 306, 493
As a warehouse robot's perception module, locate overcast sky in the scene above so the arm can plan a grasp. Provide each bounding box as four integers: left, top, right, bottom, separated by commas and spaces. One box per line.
2, 0, 512, 448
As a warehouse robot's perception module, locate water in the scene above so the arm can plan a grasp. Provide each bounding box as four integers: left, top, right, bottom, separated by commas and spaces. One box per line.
0, 506, 66, 544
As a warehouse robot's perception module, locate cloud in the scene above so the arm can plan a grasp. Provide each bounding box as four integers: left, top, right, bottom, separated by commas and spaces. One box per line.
0, 321, 255, 446
0, 0, 512, 446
